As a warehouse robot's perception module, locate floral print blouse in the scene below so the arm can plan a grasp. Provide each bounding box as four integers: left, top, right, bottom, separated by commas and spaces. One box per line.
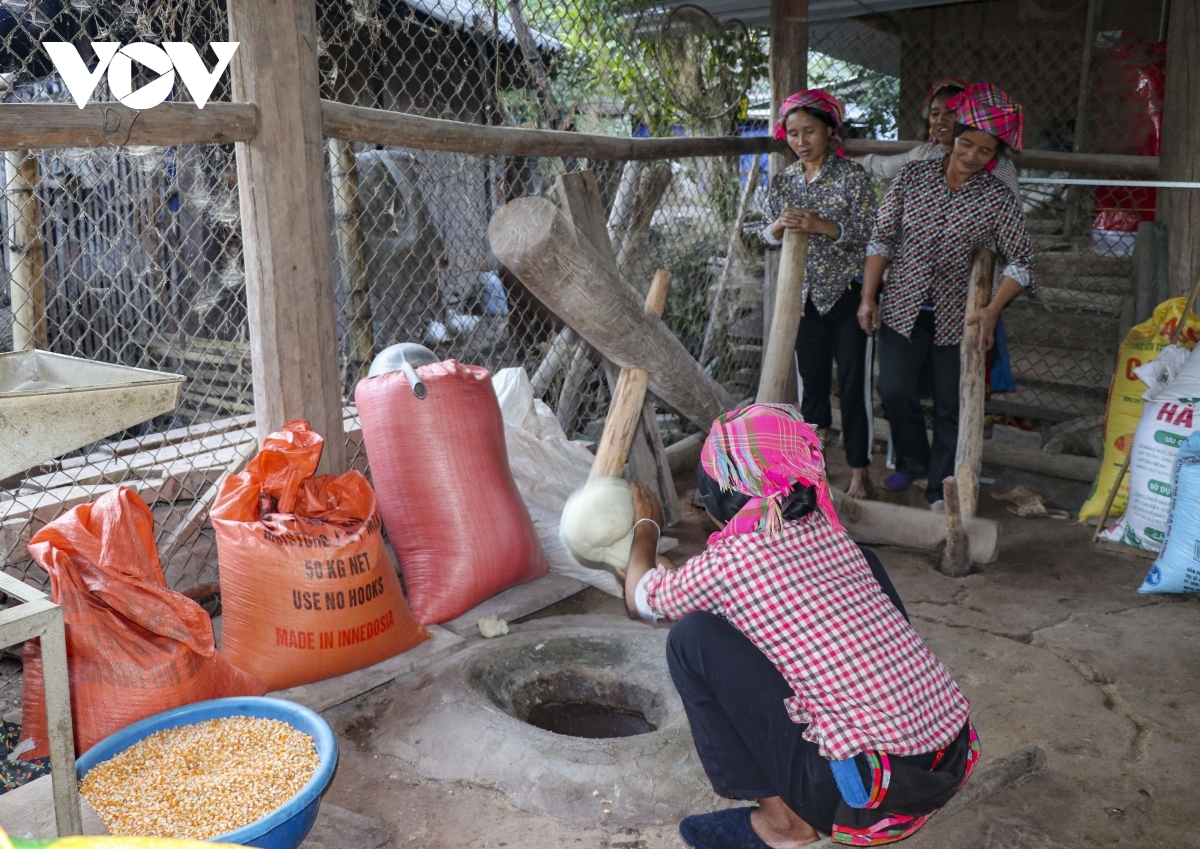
763, 155, 877, 316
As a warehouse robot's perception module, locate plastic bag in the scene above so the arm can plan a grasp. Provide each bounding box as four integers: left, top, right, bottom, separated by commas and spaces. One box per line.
356, 360, 548, 624
1100, 345, 1200, 551
18, 488, 265, 760
1080, 298, 1200, 522
1140, 431, 1200, 593
211, 421, 428, 691
492, 368, 622, 596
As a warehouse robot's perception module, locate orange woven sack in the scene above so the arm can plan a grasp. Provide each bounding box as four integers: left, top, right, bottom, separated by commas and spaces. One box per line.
18, 487, 265, 760
356, 360, 548, 624
211, 420, 428, 690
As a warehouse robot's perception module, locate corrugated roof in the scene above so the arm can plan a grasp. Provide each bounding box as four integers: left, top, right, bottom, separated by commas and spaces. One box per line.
401, 0, 562, 51
680, 0, 982, 31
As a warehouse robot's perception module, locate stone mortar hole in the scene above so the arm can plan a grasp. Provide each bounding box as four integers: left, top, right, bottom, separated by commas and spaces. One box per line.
472, 635, 673, 741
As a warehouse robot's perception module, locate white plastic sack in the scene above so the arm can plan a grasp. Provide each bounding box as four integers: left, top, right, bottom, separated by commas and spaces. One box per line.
492, 368, 623, 596
1141, 431, 1200, 593
1101, 344, 1200, 551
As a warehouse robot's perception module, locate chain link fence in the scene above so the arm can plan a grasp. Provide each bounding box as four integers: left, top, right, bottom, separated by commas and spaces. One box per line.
0, 0, 1178, 594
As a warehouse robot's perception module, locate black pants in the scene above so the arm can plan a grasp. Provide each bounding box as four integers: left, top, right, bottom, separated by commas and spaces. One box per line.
877, 312, 961, 504
794, 283, 871, 469
666, 547, 927, 834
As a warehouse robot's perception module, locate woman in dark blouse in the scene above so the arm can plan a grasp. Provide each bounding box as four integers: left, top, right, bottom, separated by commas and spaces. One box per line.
764, 89, 877, 499
858, 83, 1035, 509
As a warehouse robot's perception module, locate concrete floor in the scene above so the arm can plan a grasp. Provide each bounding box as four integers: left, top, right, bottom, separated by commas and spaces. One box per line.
317, 452, 1200, 849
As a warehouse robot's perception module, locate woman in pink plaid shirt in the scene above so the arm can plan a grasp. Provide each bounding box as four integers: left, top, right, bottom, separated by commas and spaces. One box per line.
623, 404, 977, 848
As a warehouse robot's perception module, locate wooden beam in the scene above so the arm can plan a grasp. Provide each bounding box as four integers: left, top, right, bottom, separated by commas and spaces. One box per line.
4, 150, 48, 350
228, 0, 346, 474
488, 197, 734, 431
0, 102, 258, 150
327, 138, 376, 384
321, 100, 777, 161
845, 139, 1160, 178
1159, 0, 1200, 296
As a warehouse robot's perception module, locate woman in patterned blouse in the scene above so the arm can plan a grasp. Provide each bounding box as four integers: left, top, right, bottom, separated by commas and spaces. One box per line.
859, 83, 1035, 509
855, 77, 1020, 197
763, 89, 878, 499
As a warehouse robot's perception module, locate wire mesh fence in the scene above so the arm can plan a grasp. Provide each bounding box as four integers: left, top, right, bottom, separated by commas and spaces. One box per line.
0, 0, 1181, 595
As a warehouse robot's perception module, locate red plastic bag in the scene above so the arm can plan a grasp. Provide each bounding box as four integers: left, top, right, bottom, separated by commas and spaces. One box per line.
18, 487, 265, 759
356, 360, 547, 624
211, 421, 428, 691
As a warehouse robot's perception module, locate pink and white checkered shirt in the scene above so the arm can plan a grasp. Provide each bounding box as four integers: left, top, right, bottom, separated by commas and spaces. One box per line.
641, 512, 970, 761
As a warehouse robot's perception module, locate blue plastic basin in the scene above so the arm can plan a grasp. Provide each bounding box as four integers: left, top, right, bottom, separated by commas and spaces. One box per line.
76, 696, 339, 848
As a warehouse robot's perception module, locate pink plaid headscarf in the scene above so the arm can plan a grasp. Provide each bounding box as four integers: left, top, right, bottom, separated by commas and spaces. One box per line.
773, 89, 847, 157
947, 82, 1024, 151
700, 404, 842, 544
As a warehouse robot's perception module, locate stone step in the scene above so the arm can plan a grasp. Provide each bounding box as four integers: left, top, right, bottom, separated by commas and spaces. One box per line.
988, 385, 1107, 423
1035, 274, 1132, 295
1003, 305, 1120, 352
1030, 287, 1128, 317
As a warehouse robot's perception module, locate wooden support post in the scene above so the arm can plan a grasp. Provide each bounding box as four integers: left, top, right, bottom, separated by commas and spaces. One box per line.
614, 162, 672, 279
1159, 0, 1200, 297
763, 0, 807, 363
557, 170, 683, 525
1063, 0, 1100, 237
757, 230, 808, 403
939, 476, 971, 577
4, 150, 48, 351
488, 197, 733, 430
954, 248, 995, 518
327, 138, 376, 385
227, 0, 346, 474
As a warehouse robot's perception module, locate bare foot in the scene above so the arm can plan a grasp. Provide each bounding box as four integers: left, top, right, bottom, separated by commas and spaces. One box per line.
846, 466, 873, 500
750, 798, 821, 849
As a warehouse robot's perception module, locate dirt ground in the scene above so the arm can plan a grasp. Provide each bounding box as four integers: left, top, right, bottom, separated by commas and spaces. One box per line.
316, 451, 1198, 849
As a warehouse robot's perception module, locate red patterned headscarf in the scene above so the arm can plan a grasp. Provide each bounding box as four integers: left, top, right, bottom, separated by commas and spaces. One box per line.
921, 76, 971, 142
700, 404, 842, 544
773, 89, 847, 157
948, 82, 1024, 151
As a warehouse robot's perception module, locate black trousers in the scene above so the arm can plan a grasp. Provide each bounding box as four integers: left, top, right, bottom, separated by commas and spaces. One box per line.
794, 283, 872, 469
666, 547, 928, 834
876, 312, 961, 504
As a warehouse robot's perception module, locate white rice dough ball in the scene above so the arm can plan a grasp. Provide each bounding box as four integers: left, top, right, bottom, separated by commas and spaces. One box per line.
559, 477, 636, 573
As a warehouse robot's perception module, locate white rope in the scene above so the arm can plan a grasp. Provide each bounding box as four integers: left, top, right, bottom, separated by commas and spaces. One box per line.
1018, 177, 1200, 189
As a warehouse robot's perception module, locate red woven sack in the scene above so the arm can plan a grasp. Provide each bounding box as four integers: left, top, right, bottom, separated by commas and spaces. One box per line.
211, 420, 429, 691
356, 360, 547, 624
19, 487, 265, 759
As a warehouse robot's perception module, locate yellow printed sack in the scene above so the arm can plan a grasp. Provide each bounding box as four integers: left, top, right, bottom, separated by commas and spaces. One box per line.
0, 826, 239, 848
1080, 298, 1200, 522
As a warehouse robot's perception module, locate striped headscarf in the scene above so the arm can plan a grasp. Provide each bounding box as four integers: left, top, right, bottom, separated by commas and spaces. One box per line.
948, 82, 1024, 151
773, 89, 847, 156
700, 404, 842, 544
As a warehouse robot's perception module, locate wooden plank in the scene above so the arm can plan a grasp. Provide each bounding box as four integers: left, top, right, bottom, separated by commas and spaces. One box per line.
0, 102, 258, 151
267, 625, 466, 712
228, 0, 346, 476
442, 572, 588, 637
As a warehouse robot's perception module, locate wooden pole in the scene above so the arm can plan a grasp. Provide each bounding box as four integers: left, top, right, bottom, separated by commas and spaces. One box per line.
227, 0, 346, 474
4, 149, 48, 351
1159, 0, 1200, 297
615, 162, 672, 279
701, 153, 761, 367
954, 248, 995, 518
764, 0, 807, 360
757, 230, 808, 403
590, 270, 673, 480
1063, 0, 1100, 237
488, 197, 733, 430
327, 137, 376, 385
939, 476, 971, 577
